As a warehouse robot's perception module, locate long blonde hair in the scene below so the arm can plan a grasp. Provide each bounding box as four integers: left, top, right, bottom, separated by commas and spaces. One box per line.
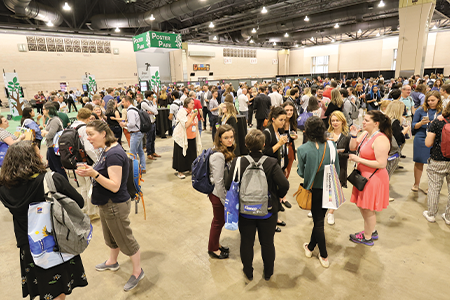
221, 102, 237, 122
304, 87, 312, 97
327, 111, 348, 134
159, 89, 167, 100
331, 88, 343, 108
385, 100, 405, 121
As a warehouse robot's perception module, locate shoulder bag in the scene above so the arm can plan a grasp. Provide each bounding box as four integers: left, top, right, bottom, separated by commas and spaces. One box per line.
293, 142, 327, 210
347, 134, 378, 191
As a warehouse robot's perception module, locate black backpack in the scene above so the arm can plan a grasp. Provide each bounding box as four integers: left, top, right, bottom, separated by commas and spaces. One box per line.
128, 107, 151, 133
59, 124, 94, 170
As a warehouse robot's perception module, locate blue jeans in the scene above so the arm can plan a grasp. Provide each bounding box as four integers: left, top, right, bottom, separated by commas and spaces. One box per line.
130, 132, 146, 170
146, 123, 156, 155
198, 120, 202, 136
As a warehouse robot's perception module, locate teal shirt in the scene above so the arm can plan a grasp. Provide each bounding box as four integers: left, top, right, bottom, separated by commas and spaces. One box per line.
297, 141, 340, 190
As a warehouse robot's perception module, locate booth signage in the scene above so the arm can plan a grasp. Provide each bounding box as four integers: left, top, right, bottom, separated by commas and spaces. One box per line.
224, 58, 232, 64
193, 64, 210, 71
133, 31, 182, 52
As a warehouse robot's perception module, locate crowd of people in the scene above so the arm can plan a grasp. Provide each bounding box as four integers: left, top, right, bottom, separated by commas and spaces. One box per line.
2, 72, 450, 299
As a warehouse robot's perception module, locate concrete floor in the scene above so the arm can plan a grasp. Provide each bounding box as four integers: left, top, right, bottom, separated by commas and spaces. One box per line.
1, 123, 450, 300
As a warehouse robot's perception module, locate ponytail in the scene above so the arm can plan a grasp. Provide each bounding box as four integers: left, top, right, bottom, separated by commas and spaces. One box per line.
367, 110, 392, 142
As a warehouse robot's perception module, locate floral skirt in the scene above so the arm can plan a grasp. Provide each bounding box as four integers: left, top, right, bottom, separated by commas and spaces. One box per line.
20, 246, 88, 300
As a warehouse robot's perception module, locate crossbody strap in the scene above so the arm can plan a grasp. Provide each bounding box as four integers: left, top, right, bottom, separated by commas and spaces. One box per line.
309, 142, 327, 189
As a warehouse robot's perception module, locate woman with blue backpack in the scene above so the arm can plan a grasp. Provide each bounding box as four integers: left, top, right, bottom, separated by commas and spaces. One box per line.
225, 129, 289, 281
21, 107, 43, 148
207, 124, 235, 259
0, 141, 87, 300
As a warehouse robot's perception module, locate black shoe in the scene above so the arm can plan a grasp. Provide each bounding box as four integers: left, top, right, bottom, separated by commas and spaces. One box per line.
280, 205, 285, 212
277, 221, 286, 226
283, 201, 292, 208
208, 250, 229, 259
219, 246, 229, 253
397, 165, 404, 169
263, 270, 272, 281
401, 155, 406, 158
275, 227, 281, 233
243, 269, 253, 281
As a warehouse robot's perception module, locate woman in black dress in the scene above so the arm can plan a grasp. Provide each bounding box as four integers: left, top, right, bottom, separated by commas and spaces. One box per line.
326, 111, 351, 225
0, 141, 87, 300
105, 100, 123, 144
325, 88, 344, 125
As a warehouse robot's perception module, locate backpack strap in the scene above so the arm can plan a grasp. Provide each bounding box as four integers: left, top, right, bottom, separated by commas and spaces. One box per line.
44, 171, 57, 194
232, 157, 241, 182
75, 124, 86, 131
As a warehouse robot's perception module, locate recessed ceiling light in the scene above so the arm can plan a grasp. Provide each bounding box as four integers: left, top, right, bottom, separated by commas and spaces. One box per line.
304, 16, 309, 22
149, 14, 155, 21
213, 36, 217, 40
250, 39, 254, 43
273, 42, 276, 46
294, 44, 299, 47
358, 29, 362, 34
252, 28, 256, 33
47, 20, 54, 27
378, 0, 385, 7
63, 2, 71, 11
376, 32, 380, 36
284, 32, 289, 37
209, 22, 214, 28
334, 23, 339, 29
331, 38, 335, 43
261, 6, 268, 14
310, 37, 314, 41
432, 24, 437, 29
115, 27, 120, 32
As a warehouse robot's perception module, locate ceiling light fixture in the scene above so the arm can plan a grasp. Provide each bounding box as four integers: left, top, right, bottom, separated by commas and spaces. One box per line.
149, 14, 155, 21
376, 31, 380, 37
357, 29, 362, 34
432, 24, 437, 29
294, 44, 299, 47
334, 23, 339, 29
273, 42, 276, 46
304, 15, 309, 22
252, 28, 256, 33
209, 22, 214, 28
284, 32, 289, 37
115, 27, 120, 32
378, 0, 385, 7
310, 37, 314, 41
63, 2, 71, 11
261, 6, 268, 14
250, 39, 254, 43
213, 36, 217, 40
331, 38, 335, 43
301, 45, 305, 48
46, 20, 54, 27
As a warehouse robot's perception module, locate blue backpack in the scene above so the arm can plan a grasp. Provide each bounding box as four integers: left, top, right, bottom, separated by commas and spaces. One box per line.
297, 111, 313, 130
192, 148, 215, 194
126, 153, 146, 219
0, 142, 9, 167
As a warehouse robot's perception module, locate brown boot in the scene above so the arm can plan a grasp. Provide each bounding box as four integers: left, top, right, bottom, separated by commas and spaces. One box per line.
153, 153, 161, 158
147, 155, 155, 160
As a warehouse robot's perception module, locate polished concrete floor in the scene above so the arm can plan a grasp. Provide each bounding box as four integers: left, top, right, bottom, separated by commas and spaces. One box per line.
1, 124, 450, 300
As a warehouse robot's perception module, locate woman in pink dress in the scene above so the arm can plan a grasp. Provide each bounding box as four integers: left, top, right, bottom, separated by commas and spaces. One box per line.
348, 110, 391, 246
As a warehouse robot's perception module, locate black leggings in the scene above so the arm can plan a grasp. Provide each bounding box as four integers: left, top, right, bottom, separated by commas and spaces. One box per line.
239, 213, 277, 278
308, 188, 328, 258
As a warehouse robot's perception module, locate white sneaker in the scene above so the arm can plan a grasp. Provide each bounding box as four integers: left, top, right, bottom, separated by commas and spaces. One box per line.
442, 213, 450, 225
327, 214, 335, 225
319, 256, 329, 268
307, 212, 312, 218
303, 243, 312, 258
423, 211, 436, 223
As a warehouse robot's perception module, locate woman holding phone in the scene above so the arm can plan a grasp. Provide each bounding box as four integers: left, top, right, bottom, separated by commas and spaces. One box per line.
411, 91, 443, 193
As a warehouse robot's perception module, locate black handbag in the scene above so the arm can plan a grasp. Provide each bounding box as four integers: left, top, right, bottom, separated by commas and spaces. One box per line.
347, 169, 377, 191
347, 133, 378, 191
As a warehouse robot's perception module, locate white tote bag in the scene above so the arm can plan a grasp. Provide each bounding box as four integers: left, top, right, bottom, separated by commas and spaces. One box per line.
322, 141, 346, 210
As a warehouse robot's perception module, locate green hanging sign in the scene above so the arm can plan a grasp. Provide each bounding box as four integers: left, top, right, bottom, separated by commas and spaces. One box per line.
133, 31, 182, 52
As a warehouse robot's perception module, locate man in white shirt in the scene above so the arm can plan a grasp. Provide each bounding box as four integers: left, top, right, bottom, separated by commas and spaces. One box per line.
180, 87, 189, 102
440, 84, 450, 109
238, 88, 249, 121
269, 85, 283, 107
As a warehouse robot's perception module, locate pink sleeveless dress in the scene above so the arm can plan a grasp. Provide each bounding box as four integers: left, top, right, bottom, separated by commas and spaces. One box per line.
350, 132, 390, 212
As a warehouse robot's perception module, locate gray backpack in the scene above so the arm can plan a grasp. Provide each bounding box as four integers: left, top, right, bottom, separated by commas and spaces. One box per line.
345, 98, 359, 119
239, 155, 269, 216
44, 172, 93, 255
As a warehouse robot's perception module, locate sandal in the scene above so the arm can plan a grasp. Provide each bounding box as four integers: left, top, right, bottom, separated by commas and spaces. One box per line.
411, 185, 419, 192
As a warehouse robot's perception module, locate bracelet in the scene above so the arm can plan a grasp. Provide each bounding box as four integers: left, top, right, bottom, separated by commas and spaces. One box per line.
351, 135, 357, 138
94, 172, 100, 179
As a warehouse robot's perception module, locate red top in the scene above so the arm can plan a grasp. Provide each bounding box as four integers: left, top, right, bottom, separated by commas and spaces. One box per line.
193, 99, 202, 121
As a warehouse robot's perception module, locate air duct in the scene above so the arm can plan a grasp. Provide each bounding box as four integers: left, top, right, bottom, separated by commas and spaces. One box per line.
90, 0, 225, 29
257, 17, 399, 42
3, 0, 63, 26
241, 0, 399, 39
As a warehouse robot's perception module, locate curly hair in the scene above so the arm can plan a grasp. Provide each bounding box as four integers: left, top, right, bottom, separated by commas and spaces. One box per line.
0, 141, 47, 188
304, 116, 326, 143
213, 124, 236, 162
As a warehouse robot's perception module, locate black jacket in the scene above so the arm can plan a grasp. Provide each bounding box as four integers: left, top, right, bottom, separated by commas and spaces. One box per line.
254, 93, 271, 119
225, 116, 241, 156
225, 152, 289, 213
262, 125, 283, 166
0, 172, 84, 248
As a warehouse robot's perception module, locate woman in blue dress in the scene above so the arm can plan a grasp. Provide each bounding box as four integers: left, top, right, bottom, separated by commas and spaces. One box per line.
365, 86, 382, 111
412, 91, 443, 192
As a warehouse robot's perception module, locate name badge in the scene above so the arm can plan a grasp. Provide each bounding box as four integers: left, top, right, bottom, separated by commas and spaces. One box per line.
192, 126, 197, 132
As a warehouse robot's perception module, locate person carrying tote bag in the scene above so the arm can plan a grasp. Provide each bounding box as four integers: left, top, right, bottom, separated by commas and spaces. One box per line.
297, 116, 340, 268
